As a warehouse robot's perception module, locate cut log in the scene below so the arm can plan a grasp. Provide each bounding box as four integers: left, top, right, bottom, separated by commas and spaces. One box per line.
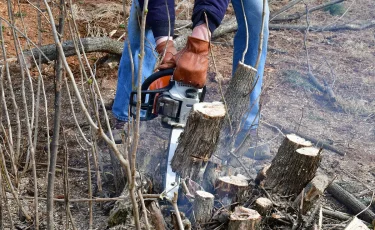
255, 164, 270, 186
228, 206, 261, 230
193, 191, 214, 225
327, 182, 375, 224
264, 134, 322, 196
214, 62, 257, 159
293, 173, 331, 214
171, 102, 225, 181
255, 197, 273, 216
344, 217, 369, 230
215, 175, 249, 205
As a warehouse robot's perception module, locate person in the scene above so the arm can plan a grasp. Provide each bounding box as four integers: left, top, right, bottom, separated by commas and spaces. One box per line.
111, 0, 270, 159
111, 0, 229, 142
232, 0, 271, 159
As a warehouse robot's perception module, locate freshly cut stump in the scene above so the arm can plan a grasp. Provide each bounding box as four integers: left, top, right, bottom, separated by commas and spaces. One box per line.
228, 206, 261, 230
171, 102, 225, 181
216, 175, 249, 204
193, 191, 215, 225
265, 134, 322, 196
255, 197, 273, 216
293, 173, 331, 214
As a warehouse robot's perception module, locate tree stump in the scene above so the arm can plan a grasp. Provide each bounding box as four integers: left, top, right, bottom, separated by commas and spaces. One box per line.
254, 197, 273, 216
171, 102, 225, 181
215, 175, 249, 205
264, 134, 322, 196
293, 173, 331, 214
193, 191, 214, 225
228, 206, 261, 230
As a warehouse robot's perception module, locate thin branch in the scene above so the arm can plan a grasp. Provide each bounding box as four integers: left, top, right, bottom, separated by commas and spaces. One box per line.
46, 0, 65, 228
138, 190, 151, 230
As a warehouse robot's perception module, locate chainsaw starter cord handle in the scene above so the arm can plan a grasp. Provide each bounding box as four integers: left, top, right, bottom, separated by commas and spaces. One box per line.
141, 68, 174, 91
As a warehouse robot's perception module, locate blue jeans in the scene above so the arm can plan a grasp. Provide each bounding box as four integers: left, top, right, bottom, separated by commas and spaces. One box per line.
112, 0, 157, 121
232, 0, 269, 130
113, 0, 269, 129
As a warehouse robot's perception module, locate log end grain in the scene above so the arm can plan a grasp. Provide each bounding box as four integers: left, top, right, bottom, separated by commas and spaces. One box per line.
296, 147, 321, 156
194, 101, 226, 118
286, 134, 313, 147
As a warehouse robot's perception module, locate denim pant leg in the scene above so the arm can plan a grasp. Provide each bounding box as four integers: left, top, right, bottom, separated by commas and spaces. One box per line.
112, 1, 157, 122
232, 0, 269, 130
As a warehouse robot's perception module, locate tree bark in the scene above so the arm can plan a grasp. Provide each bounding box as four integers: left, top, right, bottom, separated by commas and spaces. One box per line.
193, 191, 215, 225
171, 102, 225, 181
264, 134, 322, 196
327, 182, 375, 224
293, 173, 331, 214
228, 206, 261, 230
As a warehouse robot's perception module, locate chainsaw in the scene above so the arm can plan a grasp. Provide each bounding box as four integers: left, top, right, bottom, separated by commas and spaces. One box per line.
129, 68, 205, 199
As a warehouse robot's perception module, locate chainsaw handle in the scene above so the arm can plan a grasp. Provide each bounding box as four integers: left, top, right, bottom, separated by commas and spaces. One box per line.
141, 68, 174, 91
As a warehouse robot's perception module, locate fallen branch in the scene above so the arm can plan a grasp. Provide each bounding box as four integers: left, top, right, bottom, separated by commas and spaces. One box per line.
327, 182, 375, 223
270, 0, 304, 20
22, 37, 124, 65
269, 20, 375, 31
271, 0, 346, 21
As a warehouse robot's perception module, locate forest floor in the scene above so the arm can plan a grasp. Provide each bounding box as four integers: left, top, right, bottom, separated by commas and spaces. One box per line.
0, 0, 374, 229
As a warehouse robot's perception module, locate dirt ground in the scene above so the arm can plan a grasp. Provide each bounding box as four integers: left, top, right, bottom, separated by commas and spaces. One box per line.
0, 0, 374, 229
